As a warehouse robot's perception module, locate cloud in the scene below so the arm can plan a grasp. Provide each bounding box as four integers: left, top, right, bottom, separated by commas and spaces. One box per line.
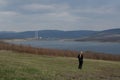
45, 12, 85, 22
0, 0, 7, 5
73, 5, 118, 15
20, 3, 70, 14
0, 11, 18, 16
22, 3, 55, 11
0, 0, 120, 31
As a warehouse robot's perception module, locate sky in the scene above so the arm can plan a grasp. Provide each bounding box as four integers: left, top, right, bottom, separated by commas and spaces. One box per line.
0, 0, 120, 32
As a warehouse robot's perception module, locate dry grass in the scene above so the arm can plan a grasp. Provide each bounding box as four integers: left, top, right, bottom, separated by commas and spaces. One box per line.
0, 50, 120, 80
0, 41, 120, 61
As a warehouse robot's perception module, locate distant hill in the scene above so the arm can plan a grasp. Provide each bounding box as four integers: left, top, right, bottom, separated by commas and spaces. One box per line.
76, 28, 120, 42
0, 30, 97, 39
0, 28, 120, 42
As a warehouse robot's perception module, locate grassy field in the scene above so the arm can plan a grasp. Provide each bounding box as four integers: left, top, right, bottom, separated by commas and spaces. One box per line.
0, 50, 120, 80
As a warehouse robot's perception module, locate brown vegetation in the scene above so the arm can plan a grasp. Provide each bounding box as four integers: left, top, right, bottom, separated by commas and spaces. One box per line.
0, 41, 120, 61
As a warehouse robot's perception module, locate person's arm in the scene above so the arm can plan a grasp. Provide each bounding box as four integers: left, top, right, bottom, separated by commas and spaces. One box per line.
77, 55, 79, 58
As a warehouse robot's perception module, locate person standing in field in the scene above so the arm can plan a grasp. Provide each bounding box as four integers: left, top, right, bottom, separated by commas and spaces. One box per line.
78, 51, 83, 69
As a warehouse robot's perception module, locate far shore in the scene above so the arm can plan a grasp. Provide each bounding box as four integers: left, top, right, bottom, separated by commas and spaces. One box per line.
1, 38, 120, 43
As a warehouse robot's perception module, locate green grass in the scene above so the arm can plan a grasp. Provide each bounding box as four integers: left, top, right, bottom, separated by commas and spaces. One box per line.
0, 50, 120, 80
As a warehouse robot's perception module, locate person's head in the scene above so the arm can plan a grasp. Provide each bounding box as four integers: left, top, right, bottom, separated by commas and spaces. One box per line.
78, 51, 83, 55
80, 51, 83, 56
80, 51, 83, 54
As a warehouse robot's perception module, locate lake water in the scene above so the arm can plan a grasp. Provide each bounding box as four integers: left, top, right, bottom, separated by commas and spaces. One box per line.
9, 40, 120, 55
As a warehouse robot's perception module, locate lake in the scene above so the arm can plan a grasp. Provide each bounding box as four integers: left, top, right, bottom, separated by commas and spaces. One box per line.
9, 40, 120, 55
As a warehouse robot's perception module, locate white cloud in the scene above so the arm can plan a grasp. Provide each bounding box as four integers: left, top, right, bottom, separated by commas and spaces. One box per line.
0, 11, 20, 26
47, 12, 71, 18
0, 11, 18, 16
45, 12, 83, 22
0, 0, 7, 5
53, 4, 70, 12
21, 3, 70, 14
74, 5, 118, 15
22, 3, 55, 11
19, 3, 79, 22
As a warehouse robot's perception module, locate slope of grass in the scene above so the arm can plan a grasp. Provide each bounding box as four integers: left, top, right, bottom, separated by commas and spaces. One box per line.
0, 50, 120, 80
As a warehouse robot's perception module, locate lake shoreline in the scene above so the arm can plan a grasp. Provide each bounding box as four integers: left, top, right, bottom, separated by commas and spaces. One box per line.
4, 39, 120, 55
1, 38, 120, 43
0, 41, 120, 61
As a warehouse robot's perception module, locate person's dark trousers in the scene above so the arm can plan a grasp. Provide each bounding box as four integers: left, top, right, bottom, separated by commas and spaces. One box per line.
78, 61, 83, 69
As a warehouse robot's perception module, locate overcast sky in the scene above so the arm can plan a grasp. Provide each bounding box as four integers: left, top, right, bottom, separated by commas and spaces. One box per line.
0, 0, 120, 32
